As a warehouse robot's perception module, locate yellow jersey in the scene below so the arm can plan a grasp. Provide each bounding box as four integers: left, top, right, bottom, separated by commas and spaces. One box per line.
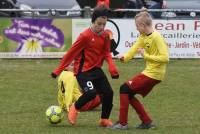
124, 31, 169, 80
57, 71, 81, 111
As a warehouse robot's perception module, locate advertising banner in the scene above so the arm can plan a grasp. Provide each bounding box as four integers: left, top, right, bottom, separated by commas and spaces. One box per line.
72, 19, 200, 58
1, 18, 200, 58
0, 18, 72, 58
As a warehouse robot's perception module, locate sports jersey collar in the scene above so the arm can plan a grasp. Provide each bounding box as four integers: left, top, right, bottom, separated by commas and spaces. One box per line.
147, 32, 153, 36
145, 31, 156, 39
90, 27, 104, 36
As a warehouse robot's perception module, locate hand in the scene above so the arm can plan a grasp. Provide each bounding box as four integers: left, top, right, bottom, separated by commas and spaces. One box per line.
51, 72, 57, 78
111, 74, 119, 79
109, 66, 119, 79
118, 55, 124, 62
137, 48, 145, 57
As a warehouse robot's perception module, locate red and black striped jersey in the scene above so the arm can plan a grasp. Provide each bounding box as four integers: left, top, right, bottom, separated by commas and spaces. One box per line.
53, 28, 118, 77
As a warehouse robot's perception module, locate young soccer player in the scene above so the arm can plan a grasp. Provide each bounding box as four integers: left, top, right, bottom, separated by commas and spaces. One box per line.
97, 0, 110, 8
57, 70, 101, 112
112, 11, 169, 129
51, 5, 119, 127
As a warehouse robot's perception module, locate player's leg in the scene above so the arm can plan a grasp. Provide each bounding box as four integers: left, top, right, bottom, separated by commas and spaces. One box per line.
79, 95, 101, 111
111, 83, 131, 130
129, 96, 153, 128
58, 71, 82, 112
57, 87, 65, 110
93, 74, 113, 127
73, 82, 101, 111
127, 73, 160, 129
68, 72, 97, 125
75, 72, 97, 109
57, 72, 68, 110
119, 84, 131, 125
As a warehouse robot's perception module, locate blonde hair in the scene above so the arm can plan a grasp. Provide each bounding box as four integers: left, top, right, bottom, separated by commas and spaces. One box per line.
135, 11, 152, 26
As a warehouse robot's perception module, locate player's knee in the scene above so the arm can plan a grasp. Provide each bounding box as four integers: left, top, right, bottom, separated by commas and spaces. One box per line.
128, 92, 135, 100
102, 88, 113, 97
101, 90, 113, 104
120, 84, 136, 100
107, 89, 113, 97
86, 90, 97, 100
120, 84, 131, 94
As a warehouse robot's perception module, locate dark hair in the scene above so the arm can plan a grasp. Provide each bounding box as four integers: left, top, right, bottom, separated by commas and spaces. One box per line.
91, 5, 109, 23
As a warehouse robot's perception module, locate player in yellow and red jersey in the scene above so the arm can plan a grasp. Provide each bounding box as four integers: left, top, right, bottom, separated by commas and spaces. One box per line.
112, 11, 169, 130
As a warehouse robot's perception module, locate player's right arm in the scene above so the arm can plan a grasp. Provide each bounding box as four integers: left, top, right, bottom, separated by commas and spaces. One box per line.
52, 34, 87, 77
123, 36, 143, 63
104, 34, 119, 79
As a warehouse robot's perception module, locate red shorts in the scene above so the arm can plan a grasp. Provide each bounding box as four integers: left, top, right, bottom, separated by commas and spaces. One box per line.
126, 73, 161, 97
80, 95, 101, 111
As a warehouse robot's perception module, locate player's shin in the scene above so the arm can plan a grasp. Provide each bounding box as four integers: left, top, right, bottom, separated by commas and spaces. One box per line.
101, 90, 113, 119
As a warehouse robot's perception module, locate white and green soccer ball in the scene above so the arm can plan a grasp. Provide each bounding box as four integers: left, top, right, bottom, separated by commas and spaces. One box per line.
46, 105, 64, 124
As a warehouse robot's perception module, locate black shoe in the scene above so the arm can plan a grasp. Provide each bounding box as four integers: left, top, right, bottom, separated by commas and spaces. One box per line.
136, 122, 156, 129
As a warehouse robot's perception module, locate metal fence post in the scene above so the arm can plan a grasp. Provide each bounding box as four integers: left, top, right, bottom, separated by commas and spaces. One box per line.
83, 6, 91, 18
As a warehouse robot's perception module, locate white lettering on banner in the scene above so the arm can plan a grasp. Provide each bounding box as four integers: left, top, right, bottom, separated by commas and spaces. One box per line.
19, 23, 29, 28
44, 37, 60, 47
17, 28, 30, 36
41, 27, 58, 39
30, 25, 40, 31
72, 19, 200, 58
30, 32, 44, 39
5, 28, 16, 34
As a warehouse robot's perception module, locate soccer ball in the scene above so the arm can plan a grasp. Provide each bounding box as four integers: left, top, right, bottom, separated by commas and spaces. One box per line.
45, 105, 64, 124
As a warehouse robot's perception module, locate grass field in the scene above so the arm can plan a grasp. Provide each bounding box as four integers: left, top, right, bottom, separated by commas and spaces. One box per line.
0, 59, 200, 134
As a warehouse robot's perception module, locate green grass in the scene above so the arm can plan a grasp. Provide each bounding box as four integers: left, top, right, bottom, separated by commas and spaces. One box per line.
0, 59, 200, 134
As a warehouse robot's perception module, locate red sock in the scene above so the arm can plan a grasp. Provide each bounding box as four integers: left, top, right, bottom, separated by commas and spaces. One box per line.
129, 97, 152, 124
80, 96, 101, 111
119, 94, 129, 125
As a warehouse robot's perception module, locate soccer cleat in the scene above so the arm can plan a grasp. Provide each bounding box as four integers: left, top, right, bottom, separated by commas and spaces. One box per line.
136, 122, 156, 129
111, 123, 128, 130
99, 119, 113, 127
67, 104, 78, 125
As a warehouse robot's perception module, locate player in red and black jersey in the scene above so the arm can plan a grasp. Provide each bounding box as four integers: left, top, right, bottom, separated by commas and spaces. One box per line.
51, 5, 119, 127
97, 0, 110, 8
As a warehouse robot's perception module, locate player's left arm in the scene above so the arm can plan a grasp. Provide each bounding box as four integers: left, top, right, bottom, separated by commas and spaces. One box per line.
104, 36, 119, 79
143, 36, 169, 63
123, 36, 143, 62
